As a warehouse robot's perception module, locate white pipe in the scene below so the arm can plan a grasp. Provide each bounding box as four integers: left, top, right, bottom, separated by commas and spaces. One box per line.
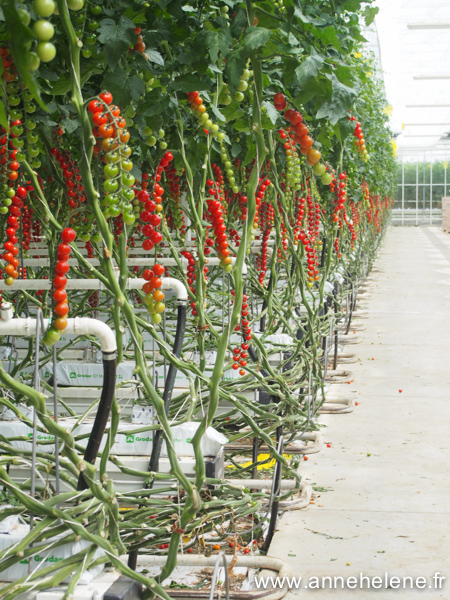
0, 277, 188, 301
123, 554, 291, 600
17, 256, 245, 272
0, 304, 117, 354
225, 478, 297, 490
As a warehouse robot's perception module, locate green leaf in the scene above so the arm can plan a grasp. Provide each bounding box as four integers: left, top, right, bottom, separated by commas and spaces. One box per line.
2, 1, 47, 111
224, 50, 245, 90
98, 17, 136, 69
316, 75, 357, 125
295, 53, 324, 88
262, 101, 279, 126
364, 6, 379, 26
335, 65, 356, 87
230, 7, 247, 38
243, 27, 272, 54
170, 74, 211, 93
322, 26, 341, 49
233, 119, 250, 132
102, 67, 145, 106
293, 7, 311, 24
50, 65, 101, 96
140, 89, 171, 117
210, 104, 226, 123
203, 29, 233, 63
144, 49, 165, 66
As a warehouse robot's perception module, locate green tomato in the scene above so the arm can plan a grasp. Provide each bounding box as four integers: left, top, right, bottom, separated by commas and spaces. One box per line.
18, 8, 31, 25
88, 20, 99, 31
216, 132, 225, 142
234, 91, 244, 102
221, 95, 232, 106
109, 205, 121, 218
105, 194, 119, 206
28, 132, 38, 144
103, 179, 119, 193
105, 151, 120, 164
224, 264, 233, 274
6, 189, 15, 198
68, 0, 84, 10
90, 4, 101, 15
143, 126, 153, 137
122, 188, 135, 202
321, 172, 333, 185
73, 14, 84, 25
36, 41, 56, 62
31, 159, 41, 168
154, 302, 165, 314
151, 313, 162, 325
8, 95, 21, 107
33, 19, 55, 41
104, 164, 119, 178
11, 138, 24, 149
158, 129, 165, 139
33, 0, 55, 18
43, 329, 61, 347
85, 34, 97, 45
146, 135, 157, 146
313, 163, 326, 176
237, 80, 248, 92
198, 112, 209, 124
241, 69, 251, 81
78, 232, 91, 242
15, 152, 26, 162
10, 125, 24, 137
91, 232, 102, 243
28, 146, 40, 157
123, 212, 136, 225
122, 173, 135, 187
121, 145, 132, 157
0, 206, 8, 215
125, 106, 136, 118
25, 102, 36, 113
82, 49, 92, 58
159, 141, 167, 150
221, 5, 229, 13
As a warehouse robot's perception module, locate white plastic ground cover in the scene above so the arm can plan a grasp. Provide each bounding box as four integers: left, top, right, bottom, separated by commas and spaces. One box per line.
0, 420, 228, 458
0, 517, 104, 583
2, 357, 241, 387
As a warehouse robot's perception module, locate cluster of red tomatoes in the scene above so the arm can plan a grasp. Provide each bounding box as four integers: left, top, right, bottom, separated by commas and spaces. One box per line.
349, 115, 368, 161
206, 172, 232, 272
232, 291, 250, 376
49, 148, 85, 210
142, 264, 166, 325
2, 185, 30, 286
44, 228, 77, 346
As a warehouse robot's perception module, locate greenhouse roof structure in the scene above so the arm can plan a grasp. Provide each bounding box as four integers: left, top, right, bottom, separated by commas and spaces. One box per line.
374, 0, 450, 160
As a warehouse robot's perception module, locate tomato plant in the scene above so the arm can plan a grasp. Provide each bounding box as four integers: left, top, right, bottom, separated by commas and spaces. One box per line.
0, 0, 394, 595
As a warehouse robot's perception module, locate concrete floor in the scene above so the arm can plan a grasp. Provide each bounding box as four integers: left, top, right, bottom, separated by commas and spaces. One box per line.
268, 226, 450, 599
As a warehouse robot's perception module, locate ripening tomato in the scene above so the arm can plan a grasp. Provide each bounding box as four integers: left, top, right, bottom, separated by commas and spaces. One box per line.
54, 302, 69, 316
54, 317, 68, 330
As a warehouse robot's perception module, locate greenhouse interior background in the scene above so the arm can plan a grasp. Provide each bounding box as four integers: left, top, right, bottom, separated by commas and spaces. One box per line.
0, 0, 449, 598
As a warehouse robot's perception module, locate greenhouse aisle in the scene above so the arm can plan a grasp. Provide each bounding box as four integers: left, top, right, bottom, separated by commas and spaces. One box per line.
269, 226, 450, 598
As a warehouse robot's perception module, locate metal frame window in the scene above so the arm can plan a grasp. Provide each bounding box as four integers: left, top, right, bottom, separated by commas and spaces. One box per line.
394, 151, 448, 225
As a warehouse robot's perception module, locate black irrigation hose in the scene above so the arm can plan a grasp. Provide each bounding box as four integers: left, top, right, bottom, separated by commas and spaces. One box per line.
148, 303, 187, 474
128, 302, 187, 570
77, 351, 117, 491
